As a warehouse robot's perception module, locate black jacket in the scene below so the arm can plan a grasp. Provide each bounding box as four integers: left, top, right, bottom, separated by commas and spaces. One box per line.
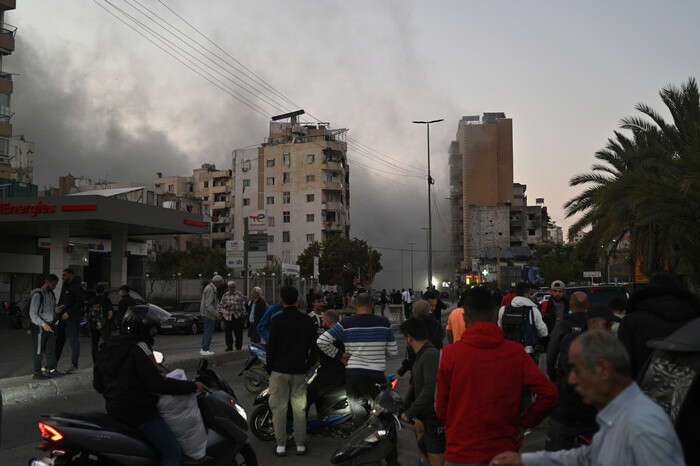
87, 294, 113, 331
546, 312, 587, 380
404, 342, 440, 421
619, 286, 700, 379
399, 314, 443, 375
267, 306, 317, 374
93, 335, 197, 426
58, 279, 85, 321
117, 294, 138, 323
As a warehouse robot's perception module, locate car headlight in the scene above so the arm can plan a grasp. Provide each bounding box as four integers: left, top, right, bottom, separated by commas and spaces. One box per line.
364, 429, 388, 443
234, 404, 247, 421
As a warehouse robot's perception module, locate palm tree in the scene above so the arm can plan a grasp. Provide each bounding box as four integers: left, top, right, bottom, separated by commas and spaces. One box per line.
565, 78, 700, 283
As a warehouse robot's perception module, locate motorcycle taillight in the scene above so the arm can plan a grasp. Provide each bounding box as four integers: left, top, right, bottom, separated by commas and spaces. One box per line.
38, 422, 64, 442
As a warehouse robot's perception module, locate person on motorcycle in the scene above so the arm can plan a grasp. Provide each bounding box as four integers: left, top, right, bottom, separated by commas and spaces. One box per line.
93, 305, 207, 466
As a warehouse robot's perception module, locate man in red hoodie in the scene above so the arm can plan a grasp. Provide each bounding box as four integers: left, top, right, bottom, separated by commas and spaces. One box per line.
436, 287, 558, 465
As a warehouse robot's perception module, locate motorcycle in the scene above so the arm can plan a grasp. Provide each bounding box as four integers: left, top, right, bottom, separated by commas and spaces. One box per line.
249, 364, 371, 441
238, 342, 269, 394
330, 376, 402, 466
29, 353, 258, 466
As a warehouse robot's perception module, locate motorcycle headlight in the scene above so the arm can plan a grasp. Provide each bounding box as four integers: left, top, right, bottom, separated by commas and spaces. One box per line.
363, 429, 388, 444
234, 403, 247, 421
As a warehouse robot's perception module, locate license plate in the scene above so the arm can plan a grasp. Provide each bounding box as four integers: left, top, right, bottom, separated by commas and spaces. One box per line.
161, 324, 172, 329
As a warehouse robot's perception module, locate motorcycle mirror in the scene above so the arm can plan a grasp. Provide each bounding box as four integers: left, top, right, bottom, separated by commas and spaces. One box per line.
153, 351, 164, 364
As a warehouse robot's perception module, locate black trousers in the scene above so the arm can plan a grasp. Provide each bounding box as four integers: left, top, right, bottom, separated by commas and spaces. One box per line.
90, 325, 111, 362
55, 319, 80, 368
403, 303, 412, 320
224, 318, 244, 350
31, 324, 57, 373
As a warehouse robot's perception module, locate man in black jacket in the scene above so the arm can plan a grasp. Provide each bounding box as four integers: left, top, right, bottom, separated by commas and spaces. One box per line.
267, 286, 316, 457
87, 285, 113, 362
618, 273, 700, 379
55, 269, 85, 373
94, 306, 206, 466
116, 284, 138, 328
398, 300, 443, 376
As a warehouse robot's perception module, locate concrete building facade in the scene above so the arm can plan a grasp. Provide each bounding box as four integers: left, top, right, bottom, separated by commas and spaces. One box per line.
0, 0, 14, 180
450, 113, 514, 269
469, 205, 510, 261
547, 224, 564, 245
232, 111, 350, 266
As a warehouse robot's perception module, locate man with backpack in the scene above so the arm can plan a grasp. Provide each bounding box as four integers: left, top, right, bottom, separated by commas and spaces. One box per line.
28, 274, 60, 379
544, 291, 597, 450
498, 282, 549, 361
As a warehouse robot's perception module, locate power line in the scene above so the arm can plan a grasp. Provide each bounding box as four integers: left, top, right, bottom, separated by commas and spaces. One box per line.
348, 136, 426, 172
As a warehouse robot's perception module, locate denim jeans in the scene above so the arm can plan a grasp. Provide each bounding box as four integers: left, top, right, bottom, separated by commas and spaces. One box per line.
137, 416, 181, 466
201, 317, 215, 351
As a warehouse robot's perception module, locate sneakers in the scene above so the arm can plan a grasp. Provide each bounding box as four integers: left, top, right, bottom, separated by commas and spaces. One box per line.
200, 349, 215, 357
275, 446, 286, 457
47, 369, 63, 378
296, 445, 307, 456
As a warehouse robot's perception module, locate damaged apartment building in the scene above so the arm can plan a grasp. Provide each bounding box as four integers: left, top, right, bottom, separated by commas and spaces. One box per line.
232, 110, 350, 266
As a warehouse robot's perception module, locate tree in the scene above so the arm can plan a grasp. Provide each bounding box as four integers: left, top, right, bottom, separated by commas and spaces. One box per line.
297, 236, 383, 288
534, 243, 597, 285
148, 246, 227, 279
565, 78, 700, 284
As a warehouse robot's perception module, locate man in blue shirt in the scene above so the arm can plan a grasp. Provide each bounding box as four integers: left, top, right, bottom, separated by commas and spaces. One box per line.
256, 302, 282, 343
490, 329, 685, 466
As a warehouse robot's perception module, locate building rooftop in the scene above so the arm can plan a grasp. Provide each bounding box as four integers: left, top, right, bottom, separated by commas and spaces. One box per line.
68, 186, 145, 198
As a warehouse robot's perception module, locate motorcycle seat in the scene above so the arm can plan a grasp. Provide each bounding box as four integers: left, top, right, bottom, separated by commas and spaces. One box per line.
56, 412, 150, 442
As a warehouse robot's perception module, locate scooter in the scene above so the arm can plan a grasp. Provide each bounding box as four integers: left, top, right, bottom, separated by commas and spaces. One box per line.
330, 376, 402, 466
249, 364, 369, 441
29, 353, 258, 466
238, 342, 269, 394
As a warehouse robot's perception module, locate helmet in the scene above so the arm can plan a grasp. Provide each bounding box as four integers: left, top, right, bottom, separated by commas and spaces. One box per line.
121, 304, 171, 343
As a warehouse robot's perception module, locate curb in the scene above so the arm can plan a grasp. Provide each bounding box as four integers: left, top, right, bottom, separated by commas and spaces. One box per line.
0, 350, 250, 408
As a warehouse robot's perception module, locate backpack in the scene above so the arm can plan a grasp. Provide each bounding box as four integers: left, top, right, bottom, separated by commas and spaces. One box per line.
554, 323, 585, 382
501, 305, 538, 348
23, 290, 44, 324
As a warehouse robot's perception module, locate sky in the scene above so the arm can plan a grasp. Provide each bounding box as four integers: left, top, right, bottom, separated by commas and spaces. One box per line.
6, 0, 700, 289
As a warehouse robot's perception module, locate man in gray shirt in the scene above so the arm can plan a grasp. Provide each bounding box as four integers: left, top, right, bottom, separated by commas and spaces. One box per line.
29, 274, 60, 379
490, 329, 685, 466
200, 275, 224, 356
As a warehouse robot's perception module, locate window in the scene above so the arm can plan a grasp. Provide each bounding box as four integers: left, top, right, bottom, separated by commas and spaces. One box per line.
168, 184, 174, 192
268, 216, 275, 227
268, 235, 274, 243
282, 231, 290, 242
242, 179, 251, 188
203, 181, 209, 188
266, 177, 275, 185
266, 159, 275, 167
528, 229, 536, 236
241, 160, 251, 172
306, 234, 315, 242
266, 196, 275, 205
243, 198, 250, 206
306, 175, 315, 182
306, 214, 315, 222
283, 172, 290, 184
306, 193, 315, 202
306, 154, 315, 164
283, 211, 290, 223
186, 205, 193, 213
282, 192, 291, 204
283, 152, 291, 167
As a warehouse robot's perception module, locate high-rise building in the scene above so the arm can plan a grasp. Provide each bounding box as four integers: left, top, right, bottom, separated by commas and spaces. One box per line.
232, 110, 350, 266
450, 113, 513, 269
0, 0, 16, 180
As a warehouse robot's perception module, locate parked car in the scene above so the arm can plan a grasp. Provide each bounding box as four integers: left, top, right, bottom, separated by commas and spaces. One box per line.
565, 285, 629, 309
166, 300, 222, 332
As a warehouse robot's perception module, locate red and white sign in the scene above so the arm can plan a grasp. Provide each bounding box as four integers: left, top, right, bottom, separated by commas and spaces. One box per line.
0, 202, 56, 217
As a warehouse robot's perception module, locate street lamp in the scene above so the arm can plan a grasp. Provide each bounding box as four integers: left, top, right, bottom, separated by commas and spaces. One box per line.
413, 118, 444, 289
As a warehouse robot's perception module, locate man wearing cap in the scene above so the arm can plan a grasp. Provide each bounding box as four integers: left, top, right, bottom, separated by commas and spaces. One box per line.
540, 280, 569, 333
200, 275, 225, 356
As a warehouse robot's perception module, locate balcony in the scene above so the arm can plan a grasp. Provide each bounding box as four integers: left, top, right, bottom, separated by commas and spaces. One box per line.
211, 200, 230, 210
321, 201, 343, 211
323, 179, 343, 190
0, 72, 11, 93
0, 23, 16, 54
0, 121, 11, 137
210, 184, 229, 194
0, 1, 16, 11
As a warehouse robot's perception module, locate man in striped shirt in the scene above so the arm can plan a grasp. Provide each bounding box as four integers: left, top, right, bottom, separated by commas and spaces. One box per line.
317, 293, 399, 405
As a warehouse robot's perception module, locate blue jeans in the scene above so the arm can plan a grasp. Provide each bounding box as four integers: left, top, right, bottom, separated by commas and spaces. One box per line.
137, 416, 181, 466
201, 317, 215, 351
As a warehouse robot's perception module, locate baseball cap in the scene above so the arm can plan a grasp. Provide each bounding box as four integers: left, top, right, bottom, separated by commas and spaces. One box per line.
550, 280, 566, 290
587, 305, 621, 322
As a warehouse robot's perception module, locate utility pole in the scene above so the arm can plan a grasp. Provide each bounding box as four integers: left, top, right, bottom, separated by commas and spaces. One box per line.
244, 217, 249, 297
413, 118, 444, 289
408, 242, 416, 290
400, 249, 404, 289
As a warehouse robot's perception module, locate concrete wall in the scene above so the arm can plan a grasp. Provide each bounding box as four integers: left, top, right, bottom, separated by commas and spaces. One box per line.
469, 205, 510, 259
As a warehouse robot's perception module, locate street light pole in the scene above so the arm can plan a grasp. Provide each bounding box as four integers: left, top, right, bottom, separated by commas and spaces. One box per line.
413, 118, 443, 289
408, 242, 415, 290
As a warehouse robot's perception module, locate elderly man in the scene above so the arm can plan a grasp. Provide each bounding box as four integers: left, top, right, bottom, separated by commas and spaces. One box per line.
200, 275, 224, 356
247, 287, 267, 344
490, 330, 685, 466
220, 281, 245, 352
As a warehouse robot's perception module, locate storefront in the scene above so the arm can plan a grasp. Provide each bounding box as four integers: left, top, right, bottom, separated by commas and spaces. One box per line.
0, 195, 207, 303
